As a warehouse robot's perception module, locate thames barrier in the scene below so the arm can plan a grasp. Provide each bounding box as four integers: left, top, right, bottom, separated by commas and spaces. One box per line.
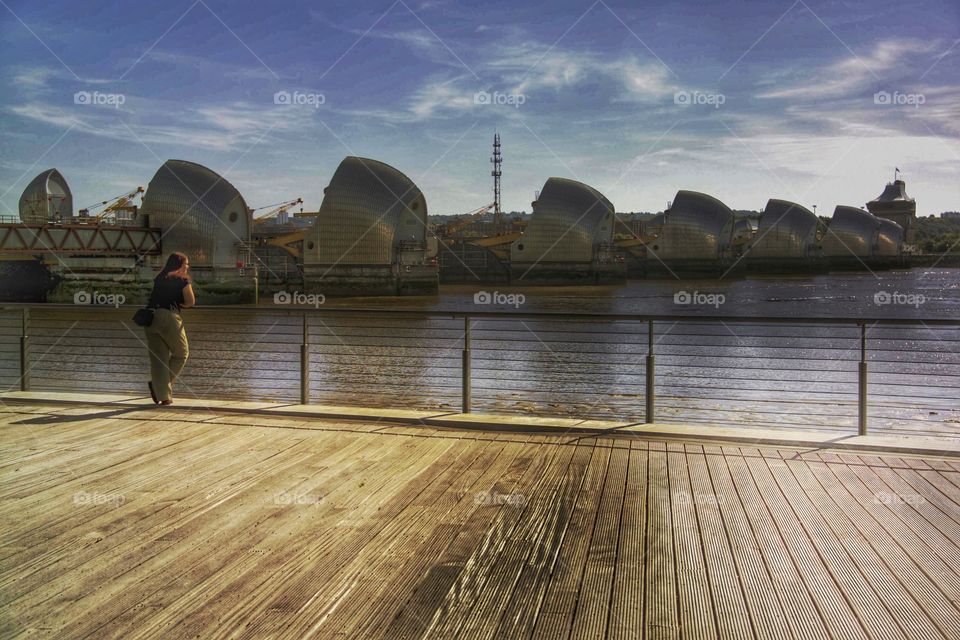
0, 135, 922, 302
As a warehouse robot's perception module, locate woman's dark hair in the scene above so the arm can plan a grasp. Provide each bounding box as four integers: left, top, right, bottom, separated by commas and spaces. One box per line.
157, 252, 191, 281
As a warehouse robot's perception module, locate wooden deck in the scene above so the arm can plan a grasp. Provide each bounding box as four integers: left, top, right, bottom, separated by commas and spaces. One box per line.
2, 402, 960, 639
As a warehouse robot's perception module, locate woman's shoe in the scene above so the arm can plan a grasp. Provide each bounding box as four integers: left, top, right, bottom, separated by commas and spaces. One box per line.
148, 382, 159, 404
160, 399, 173, 406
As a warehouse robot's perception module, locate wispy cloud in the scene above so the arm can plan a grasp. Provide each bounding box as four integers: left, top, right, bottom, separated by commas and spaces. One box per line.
757, 38, 941, 100
9, 98, 313, 152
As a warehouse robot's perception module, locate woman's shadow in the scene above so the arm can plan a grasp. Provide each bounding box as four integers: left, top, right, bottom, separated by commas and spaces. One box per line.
11, 405, 156, 425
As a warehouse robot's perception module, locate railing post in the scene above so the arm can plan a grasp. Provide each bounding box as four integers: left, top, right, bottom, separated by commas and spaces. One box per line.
20, 309, 29, 392
645, 320, 655, 423
462, 316, 471, 414
300, 313, 309, 405
859, 323, 867, 435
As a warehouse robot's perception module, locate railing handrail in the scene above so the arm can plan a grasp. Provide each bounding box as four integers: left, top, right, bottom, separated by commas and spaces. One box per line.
2, 302, 959, 326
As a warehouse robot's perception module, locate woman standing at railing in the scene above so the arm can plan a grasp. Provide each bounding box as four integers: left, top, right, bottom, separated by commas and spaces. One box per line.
143, 252, 195, 405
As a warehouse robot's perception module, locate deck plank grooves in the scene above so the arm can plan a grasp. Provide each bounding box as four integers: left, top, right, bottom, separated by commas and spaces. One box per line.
766, 455, 908, 640
805, 460, 960, 639
1, 403, 959, 639
685, 445, 753, 640
741, 453, 870, 640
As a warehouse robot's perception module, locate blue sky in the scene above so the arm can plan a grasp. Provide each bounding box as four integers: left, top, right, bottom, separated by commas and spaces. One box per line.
1, 0, 958, 217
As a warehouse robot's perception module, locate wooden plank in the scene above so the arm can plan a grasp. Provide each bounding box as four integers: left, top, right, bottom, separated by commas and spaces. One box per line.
807, 459, 960, 639
569, 442, 629, 639
742, 453, 869, 640
843, 462, 960, 595
426, 439, 579, 639
667, 442, 717, 639
380, 440, 537, 639
643, 441, 679, 640
492, 441, 594, 638
707, 449, 800, 640
764, 455, 908, 640
684, 444, 753, 640
529, 442, 609, 640
607, 440, 647, 640
119, 429, 449, 639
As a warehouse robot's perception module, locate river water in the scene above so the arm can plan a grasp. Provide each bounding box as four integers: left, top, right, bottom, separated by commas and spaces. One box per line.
319, 268, 960, 319
9, 269, 958, 438
272, 268, 960, 437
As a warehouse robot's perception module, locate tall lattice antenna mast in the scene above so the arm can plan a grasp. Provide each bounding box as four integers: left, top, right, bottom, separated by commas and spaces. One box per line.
491, 132, 502, 233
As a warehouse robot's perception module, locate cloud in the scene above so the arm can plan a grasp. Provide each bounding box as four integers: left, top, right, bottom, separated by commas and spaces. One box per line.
488, 43, 678, 101
757, 38, 941, 100
9, 98, 314, 152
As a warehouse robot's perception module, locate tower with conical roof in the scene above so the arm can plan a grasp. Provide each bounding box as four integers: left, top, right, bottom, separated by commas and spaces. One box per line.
866, 170, 916, 245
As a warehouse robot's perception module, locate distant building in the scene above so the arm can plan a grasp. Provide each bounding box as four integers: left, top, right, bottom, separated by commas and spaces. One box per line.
941, 211, 960, 219
866, 178, 916, 244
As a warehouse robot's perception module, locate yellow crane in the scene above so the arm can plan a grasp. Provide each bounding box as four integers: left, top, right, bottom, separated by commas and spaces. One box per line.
77, 187, 145, 223
438, 203, 494, 237
251, 198, 303, 226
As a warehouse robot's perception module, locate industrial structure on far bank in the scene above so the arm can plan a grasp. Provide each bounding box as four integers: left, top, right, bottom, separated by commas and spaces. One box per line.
0, 135, 920, 302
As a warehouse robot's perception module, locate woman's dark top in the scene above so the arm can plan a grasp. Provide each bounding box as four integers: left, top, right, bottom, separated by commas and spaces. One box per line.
148, 276, 189, 313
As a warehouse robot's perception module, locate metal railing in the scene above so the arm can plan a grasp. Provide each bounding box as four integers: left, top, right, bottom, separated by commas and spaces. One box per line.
1, 304, 958, 437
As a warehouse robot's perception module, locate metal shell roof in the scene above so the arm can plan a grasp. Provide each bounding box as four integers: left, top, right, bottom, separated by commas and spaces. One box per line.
18, 169, 72, 224
140, 160, 249, 267
651, 190, 733, 260
822, 206, 881, 258
876, 218, 905, 256
305, 157, 427, 266
511, 177, 615, 264
748, 199, 819, 259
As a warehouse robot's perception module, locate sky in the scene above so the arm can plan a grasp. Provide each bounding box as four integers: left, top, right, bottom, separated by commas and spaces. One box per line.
1, 0, 958, 218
